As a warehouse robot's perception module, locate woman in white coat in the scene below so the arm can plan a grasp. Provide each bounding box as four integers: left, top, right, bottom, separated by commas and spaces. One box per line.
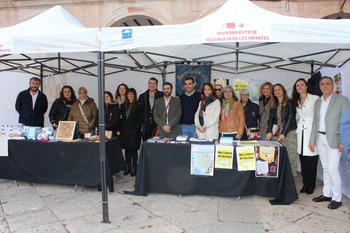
195, 83, 221, 139
292, 78, 319, 194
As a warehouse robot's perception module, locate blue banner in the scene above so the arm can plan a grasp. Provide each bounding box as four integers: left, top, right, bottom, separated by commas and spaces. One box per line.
175, 65, 211, 96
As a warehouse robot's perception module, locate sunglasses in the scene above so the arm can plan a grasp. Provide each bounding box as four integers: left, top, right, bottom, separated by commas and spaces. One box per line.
215, 88, 221, 91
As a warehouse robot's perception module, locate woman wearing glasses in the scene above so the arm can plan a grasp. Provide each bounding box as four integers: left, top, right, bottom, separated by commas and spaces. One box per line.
219, 85, 245, 139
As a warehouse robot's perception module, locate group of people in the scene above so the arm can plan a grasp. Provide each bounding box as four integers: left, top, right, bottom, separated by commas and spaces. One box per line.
15, 76, 350, 209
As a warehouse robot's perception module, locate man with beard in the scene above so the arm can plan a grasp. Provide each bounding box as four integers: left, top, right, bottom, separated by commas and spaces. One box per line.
15, 77, 48, 127
138, 77, 164, 141
154, 82, 182, 138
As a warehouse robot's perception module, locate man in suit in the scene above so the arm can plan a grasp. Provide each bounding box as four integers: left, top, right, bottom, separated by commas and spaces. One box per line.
153, 82, 182, 138
15, 77, 48, 127
138, 77, 164, 141
309, 76, 349, 210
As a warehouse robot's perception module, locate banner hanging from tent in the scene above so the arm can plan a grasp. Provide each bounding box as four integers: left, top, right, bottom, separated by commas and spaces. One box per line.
175, 65, 211, 96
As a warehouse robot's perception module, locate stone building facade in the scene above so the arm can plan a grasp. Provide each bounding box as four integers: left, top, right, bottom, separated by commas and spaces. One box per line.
0, 0, 349, 28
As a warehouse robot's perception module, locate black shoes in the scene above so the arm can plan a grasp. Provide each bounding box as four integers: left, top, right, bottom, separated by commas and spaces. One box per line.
312, 195, 332, 202
328, 200, 342, 209
300, 187, 314, 194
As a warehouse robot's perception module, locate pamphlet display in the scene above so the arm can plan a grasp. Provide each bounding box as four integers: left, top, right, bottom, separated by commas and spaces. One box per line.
190, 144, 215, 176
214, 145, 234, 169
236, 146, 256, 171
255, 146, 279, 178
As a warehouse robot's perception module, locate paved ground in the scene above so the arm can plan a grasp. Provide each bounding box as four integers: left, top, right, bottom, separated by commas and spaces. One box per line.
0, 174, 349, 233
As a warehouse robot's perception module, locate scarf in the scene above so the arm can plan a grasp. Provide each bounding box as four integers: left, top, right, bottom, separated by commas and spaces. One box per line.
221, 99, 234, 124
199, 94, 216, 126
125, 103, 132, 120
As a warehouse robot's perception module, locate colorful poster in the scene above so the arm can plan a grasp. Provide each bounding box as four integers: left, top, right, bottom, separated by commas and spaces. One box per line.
214, 145, 234, 169
190, 144, 215, 176
236, 146, 256, 171
255, 146, 279, 178
250, 79, 267, 102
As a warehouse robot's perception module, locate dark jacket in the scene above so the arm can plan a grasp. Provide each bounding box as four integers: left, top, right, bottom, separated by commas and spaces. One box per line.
267, 99, 297, 137
104, 103, 121, 138
15, 88, 48, 127
241, 99, 260, 128
138, 90, 164, 139
120, 102, 144, 150
49, 98, 74, 128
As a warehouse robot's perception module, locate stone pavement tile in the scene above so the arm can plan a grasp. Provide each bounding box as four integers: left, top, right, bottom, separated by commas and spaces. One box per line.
92, 193, 135, 210
162, 205, 217, 231
0, 217, 10, 233
120, 216, 184, 233
15, 222, 68, 233
42, 191, 100, 221
0, 183, 37, 203
32, 183, 76, 197
108, 204, 153, 227
188, 222, 265, 233
2, 196, 46, 216
63, 213, 122, 233
175, 195, 217, 210
293, 212, 350, 233
138, 196, 191, 216
5, 209, 59, 232
123, 192, 175, 206
217, 196, 259, 223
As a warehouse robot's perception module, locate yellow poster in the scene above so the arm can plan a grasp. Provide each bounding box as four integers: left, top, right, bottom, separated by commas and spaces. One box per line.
214, 145, 234, 169
234, 80, 248, 97
236, 146, 256, 171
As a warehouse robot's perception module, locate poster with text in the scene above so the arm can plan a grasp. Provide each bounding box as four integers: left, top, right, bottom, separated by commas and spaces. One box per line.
214, 145, 234, 169
190, 144, 215, 176
255, 146, 279, 178
236, 146, 256, 171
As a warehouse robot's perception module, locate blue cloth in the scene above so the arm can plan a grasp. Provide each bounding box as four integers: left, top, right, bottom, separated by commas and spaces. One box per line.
340, 104, 350, 168
181, 124, 197, 138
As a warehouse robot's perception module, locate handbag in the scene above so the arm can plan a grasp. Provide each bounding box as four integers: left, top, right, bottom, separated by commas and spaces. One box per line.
152, 98, 172, 137
272, 124, 281, 136
245, 124, 261, 140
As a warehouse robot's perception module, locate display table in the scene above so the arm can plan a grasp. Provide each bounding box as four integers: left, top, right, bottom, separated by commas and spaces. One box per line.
131, 142, 298, 205
0, 138, 125, 192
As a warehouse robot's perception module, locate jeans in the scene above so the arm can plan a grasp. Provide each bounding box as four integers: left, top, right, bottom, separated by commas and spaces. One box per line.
181, 124, 197, 138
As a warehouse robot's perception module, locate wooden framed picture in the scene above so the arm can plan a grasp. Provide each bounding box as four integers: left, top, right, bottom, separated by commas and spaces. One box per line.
214, 79, 229, 87
56, 121, 77, 141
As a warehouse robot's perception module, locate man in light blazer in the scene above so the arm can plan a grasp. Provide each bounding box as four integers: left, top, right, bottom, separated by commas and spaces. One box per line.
154, 82, 182, 138
309, 76, 349, 210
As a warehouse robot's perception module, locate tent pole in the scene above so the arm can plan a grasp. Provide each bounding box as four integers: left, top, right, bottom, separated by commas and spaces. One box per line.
97, 51, 110, 223
235, 42, 239, 75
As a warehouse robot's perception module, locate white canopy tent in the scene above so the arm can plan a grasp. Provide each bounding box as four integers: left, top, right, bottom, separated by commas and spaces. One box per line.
1, 0, 350, 211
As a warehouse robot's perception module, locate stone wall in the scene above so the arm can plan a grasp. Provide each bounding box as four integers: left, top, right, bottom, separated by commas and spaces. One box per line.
0, 0, 348, 27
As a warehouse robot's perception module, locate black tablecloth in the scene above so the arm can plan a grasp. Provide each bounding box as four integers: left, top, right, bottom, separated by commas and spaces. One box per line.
0, 138, 125, 191
132, 142, 298, 205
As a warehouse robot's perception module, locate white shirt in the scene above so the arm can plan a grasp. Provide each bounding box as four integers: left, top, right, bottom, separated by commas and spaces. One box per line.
319, 93, 333, 132
31, 91, 38, 110
164, 96, 171, 124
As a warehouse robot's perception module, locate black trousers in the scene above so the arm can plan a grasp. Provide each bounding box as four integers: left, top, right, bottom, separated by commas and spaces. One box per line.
125, 149, 138, 165
299, 154, 319, 189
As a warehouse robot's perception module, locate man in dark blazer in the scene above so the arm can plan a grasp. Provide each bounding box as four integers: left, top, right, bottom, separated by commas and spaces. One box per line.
153, 82, 181, 139
309, 76, 349, 210
15, 77, 48, 127
138, 77, 164, 141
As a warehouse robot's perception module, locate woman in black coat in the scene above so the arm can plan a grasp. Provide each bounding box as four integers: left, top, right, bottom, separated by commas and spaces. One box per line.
49, 85, 77, 129
104, 91, 120, 138
120, 88, 143, 176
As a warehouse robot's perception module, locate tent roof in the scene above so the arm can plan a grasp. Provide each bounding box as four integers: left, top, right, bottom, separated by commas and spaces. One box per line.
1, 0, 350, 77
0, 5, 99, 54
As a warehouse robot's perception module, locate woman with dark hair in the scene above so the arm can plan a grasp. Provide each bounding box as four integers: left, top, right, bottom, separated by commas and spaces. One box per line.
258, 81, 273, 140
266, 83, 297, 176
292, 78, 319, 194
219, 85, 245, 139
115, 83, 129, 108
104, 91, 120, 138
120, 88, 143, 176
194, 83, 221, 139
49, 85, 77, 129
